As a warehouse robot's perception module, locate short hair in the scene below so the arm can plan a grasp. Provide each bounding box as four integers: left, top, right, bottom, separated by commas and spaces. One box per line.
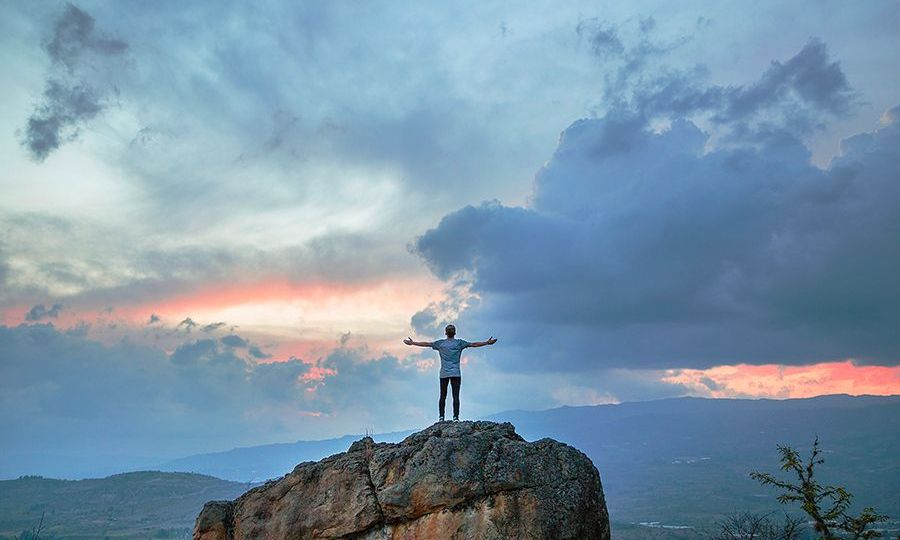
445, 324, 456, 335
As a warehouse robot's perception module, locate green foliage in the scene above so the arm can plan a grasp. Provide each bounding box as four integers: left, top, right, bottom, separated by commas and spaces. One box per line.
750, 437, 889, 540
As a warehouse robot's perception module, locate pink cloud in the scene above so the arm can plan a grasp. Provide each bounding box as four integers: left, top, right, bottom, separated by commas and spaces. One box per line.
663, 361, 900, 398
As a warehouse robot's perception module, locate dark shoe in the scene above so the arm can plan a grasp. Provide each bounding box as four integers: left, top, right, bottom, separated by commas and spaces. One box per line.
452, 417, 459, 422
439, 416, 445, 422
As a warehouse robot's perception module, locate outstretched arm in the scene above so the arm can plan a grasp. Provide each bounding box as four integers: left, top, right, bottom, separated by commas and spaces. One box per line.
468, 336, 498, 348
404, 337, 433, 347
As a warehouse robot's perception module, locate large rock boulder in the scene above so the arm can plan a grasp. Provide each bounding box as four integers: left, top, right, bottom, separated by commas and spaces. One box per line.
194, 420, 610, 540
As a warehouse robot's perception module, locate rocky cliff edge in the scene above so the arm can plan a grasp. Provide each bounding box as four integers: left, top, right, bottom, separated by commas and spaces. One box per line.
194, 420, 610, 540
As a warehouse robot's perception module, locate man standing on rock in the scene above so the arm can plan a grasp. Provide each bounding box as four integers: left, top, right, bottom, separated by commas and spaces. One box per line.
404, 324, 497, 422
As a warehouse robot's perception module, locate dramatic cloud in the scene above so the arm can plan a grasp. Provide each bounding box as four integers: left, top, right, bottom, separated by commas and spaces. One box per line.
578, 16, 694, 101
715, 38, 854, 121
2, 1, 898, 479
414, 41, 900, 371
42, 3, 127, 69
578, 19, 856, 140
25, 302, 64, 321
21, 3, 127, 160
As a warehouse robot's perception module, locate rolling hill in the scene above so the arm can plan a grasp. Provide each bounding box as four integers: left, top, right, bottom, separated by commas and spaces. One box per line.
0, 471, 248, 539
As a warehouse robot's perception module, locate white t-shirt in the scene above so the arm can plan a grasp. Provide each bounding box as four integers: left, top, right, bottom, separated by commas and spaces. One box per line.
431, 338, 470, 378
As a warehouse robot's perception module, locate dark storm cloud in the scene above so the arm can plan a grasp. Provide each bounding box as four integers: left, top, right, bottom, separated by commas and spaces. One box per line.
23, 81, 104, 160
414, 42, 900, 371
722, 38, 853, 120
410, 308, 438, 335
580, 20, 855, 139
579, 16, 694, 102
21, 3, 127, 161
25, 303, 64, 321
42, 3, 127, 70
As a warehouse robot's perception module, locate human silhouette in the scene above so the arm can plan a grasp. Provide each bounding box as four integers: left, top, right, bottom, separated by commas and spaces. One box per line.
404, 324, 497, 422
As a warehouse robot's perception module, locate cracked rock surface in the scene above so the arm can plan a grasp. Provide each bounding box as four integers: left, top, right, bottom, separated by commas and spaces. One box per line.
193, 421, 610, 540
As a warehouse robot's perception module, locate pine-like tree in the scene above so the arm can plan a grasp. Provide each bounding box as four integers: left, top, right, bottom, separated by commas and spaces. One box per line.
750, 437, 888, 540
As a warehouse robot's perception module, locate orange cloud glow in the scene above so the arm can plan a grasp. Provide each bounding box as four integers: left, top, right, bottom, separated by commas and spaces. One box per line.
1, 275, 449, 362
663, 361, 900, 399
121, 277, 440, 325
4, 275, 443, 335
301, 365, 338, 383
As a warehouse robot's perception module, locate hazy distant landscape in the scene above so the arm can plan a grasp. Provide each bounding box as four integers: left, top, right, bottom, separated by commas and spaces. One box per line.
3, 394, 897, 539
0, 472, 247, 539
492, 394, 900, 531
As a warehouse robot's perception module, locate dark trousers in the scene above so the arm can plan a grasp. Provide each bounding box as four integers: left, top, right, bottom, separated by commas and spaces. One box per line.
439, 376, 461, 418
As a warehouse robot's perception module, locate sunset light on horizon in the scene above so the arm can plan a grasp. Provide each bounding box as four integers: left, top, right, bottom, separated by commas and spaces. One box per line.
2, 1, 899, 481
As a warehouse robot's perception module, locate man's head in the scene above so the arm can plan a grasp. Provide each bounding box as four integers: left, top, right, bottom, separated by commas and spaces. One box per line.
445, 324, 456, 338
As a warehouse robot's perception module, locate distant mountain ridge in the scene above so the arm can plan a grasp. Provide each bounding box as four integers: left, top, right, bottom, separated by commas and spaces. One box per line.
163, 394, 900, 531
3, 395, 895, 539
164, 394, 898, 478
486, 393, 900, 529
158, 431, 413, 482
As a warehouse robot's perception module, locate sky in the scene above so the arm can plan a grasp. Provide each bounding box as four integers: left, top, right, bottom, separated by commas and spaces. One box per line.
1, 0, 899, 476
